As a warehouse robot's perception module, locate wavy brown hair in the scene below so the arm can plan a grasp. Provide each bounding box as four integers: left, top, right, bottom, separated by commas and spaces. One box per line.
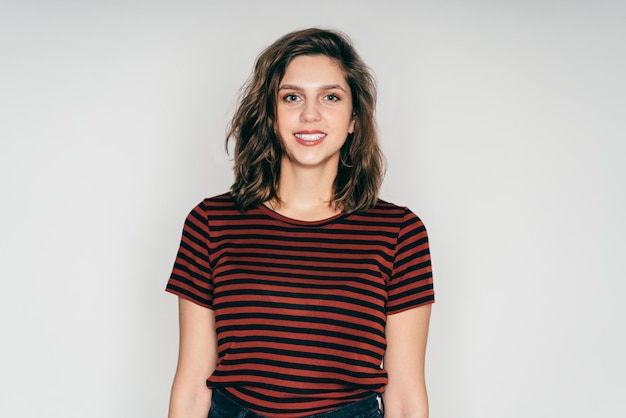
226, 28, 384, 213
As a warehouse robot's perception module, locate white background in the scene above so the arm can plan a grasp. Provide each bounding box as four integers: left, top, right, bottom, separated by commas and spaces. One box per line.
1, 1, 624, 417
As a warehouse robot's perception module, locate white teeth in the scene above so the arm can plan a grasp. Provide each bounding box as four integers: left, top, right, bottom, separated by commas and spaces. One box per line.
295, 133, 325, 141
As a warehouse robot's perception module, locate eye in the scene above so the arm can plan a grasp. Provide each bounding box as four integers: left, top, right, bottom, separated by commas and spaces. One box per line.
283, 94, 300, 103
324, 93, 340, 102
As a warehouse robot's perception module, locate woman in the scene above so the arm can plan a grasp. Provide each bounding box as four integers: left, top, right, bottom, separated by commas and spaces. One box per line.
167, 28, 434, 418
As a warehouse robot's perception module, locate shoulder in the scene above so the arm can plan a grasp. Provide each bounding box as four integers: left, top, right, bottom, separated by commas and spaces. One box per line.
192, 192, 239, 214
199, 192, 236, 207
181, 193, 240, 227
373, 199, 409, 213
360, 200, 429, 241
361, 199, 423, 223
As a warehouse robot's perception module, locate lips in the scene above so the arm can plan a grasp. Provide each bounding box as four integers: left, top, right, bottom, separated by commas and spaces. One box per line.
294, 130, 326, 146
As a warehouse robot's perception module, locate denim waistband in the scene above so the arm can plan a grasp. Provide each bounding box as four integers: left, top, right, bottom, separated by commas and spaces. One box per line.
209, 388, 382, 418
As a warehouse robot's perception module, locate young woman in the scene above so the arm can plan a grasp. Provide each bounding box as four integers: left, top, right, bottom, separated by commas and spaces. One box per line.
166, 28, 434, 418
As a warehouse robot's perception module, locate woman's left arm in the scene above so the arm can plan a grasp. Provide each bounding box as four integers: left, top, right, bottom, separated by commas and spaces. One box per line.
383, 304, 432, 418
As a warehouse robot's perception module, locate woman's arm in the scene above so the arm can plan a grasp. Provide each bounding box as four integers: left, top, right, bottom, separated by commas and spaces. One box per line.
383, 304, 432, 418
168, 297, 218, 418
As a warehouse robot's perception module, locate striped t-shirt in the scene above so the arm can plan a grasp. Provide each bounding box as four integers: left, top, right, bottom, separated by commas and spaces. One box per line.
166, 193, 434, 417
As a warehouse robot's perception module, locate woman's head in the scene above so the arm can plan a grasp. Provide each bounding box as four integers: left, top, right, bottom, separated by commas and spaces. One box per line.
227, 28, 384, 213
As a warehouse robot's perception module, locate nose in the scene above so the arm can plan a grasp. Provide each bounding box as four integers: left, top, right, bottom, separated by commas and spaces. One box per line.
300, 100, 321, 123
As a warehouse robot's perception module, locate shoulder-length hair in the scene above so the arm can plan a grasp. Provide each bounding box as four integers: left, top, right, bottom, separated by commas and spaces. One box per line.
226, 28, 384, 213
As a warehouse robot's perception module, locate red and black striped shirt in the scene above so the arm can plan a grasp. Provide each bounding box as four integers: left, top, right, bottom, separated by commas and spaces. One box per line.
166, 193, 434, 417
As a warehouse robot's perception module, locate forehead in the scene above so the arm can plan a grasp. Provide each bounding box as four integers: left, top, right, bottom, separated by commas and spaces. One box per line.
280, 55, 348, 86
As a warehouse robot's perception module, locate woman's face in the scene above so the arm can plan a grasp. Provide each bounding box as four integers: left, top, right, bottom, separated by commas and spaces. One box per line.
276, 54, 355, 170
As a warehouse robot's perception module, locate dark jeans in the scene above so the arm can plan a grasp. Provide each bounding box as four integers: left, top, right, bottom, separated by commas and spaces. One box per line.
208, 389, 383, 418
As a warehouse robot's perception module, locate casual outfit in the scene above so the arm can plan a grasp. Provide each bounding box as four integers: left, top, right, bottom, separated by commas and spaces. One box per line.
167, 193, 434, 417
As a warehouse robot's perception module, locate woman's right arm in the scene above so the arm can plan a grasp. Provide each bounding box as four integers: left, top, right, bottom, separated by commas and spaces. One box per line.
168, 297, 218, 418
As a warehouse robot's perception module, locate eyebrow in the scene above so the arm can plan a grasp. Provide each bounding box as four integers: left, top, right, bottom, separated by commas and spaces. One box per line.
278, 84, 348, 92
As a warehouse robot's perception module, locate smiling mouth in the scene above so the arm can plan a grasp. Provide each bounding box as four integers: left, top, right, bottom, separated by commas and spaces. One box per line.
294, 133, 326, 141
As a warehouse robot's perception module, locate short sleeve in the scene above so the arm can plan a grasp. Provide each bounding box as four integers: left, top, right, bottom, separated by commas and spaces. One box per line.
165, 202, 214, 308
386, 208, 434, 314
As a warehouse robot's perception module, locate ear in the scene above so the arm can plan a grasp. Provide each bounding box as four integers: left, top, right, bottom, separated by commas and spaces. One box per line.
348, 113, 356, 134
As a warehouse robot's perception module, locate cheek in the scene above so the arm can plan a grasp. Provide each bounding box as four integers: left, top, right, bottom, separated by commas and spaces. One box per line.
276, 108, 294, 129
275, 114, 286, 136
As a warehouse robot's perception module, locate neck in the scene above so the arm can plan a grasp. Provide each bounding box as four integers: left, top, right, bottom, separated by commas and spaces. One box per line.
270, 158, 341, 221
